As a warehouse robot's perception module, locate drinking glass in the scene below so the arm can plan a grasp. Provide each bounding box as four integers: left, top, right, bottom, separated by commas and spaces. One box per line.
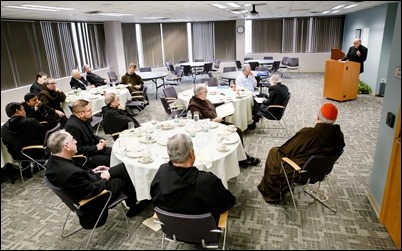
193, 111, 199, 122
128, 121, 135, 131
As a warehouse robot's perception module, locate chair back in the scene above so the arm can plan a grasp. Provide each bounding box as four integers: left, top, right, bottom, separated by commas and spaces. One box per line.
297, 150, 344, 185
213, 60, 220, 69
287, 58, 299, 67
44, 176, 111, 229
235, 60, 242, 70
139, 67, 152, 72
281, 56, 289, 66
267, 93, 291, 120
194, 59, 204, 62
248, 61, 259, 71
203, 62, 213, 74
264, 56, 274, 60
223, 66, 237, 73
44, 123, 61, 146
107, 71, 118, 82
183, 65, 193, 76
154, 207, 219, 245
244, 57, 253, 61
163, 86, 178, 99
270, 61, 281, 73
200, 77, 218, 87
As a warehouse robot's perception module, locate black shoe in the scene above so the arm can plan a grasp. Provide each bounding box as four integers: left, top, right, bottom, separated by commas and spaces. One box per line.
238, 160, 250, 168
244, 156, 261, 166
126, 203, 145, 218
247, 123, 257, 130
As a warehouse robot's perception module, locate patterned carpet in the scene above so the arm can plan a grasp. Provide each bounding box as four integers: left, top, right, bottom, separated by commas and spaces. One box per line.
1, 72, 397, 250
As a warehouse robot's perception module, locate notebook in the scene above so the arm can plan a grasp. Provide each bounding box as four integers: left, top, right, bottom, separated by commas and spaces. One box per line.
216, 102, 235, 118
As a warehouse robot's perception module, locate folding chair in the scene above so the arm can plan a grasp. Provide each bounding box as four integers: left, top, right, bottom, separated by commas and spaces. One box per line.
44, 176, 129, 249
280, 150, 344, 227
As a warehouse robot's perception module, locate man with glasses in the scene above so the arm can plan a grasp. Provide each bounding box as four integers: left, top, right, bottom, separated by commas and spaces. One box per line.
45, 130, 144, 219
341, 38, 368, 74
64, 99, 111, 169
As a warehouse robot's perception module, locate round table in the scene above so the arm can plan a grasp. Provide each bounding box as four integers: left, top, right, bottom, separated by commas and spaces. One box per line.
110, 121, 246, 201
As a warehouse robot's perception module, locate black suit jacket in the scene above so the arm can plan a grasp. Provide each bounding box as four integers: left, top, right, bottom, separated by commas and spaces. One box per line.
101, 105, 140, 135
342, 45, 368, 73
70, 77, 88, 90
64, 115, 102, 156
86, 72, 107, 87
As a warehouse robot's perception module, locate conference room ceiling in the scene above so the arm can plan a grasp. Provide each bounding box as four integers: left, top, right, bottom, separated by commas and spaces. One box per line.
1, 1, 397, 23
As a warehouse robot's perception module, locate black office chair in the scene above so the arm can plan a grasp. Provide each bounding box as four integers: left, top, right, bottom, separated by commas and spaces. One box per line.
154, 207, 228, 250
159, 93, 186, 120
248, 61, 259, 71
263, 56, 274, 60
200, 77, 219, 87
139, 67, 152, 72
280, 150, 344, 226
235, 60, 242, 70
107, 71, 121, 85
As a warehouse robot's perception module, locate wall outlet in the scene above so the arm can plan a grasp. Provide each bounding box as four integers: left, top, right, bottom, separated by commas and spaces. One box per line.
381, 78, 386, 83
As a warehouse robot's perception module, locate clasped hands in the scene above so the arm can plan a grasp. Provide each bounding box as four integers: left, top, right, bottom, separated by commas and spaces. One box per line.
92, 165, 111, 180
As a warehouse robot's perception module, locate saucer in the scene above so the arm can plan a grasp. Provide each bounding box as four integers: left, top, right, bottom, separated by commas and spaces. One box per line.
126, 151, 142, 158
157, 139, 168, 146
222, 136, 238, 145
217, 146, 230, 152
185, 126, 202, 133
227, 127, 237, 133
210, 122, 219, 129
139, 137, 156, 143
139, 157, 154, 164
160, 124, 175, 130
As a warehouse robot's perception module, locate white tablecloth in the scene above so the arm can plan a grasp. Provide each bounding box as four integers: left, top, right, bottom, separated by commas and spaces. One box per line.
110, 121, 246, 201
62, 86, 131, 117
178, 86, 254, 131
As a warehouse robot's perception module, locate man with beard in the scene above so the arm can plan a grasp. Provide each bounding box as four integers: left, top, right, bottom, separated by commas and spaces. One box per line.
64, 99, 111, 169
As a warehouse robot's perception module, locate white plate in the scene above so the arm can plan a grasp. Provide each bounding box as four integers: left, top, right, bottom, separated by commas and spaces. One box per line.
227, 127, 237, 133
139, 137, 156, 144
210, 122, 219, 129
185, 126, 202, 133
160, 124, 175, 130
138, 157, 154, 164
222, 136, 238, 145
126, 151, 143, 158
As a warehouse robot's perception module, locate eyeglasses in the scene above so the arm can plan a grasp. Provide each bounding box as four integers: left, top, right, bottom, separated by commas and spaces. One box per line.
64, 138, 77, 146
48, 82, 57, 85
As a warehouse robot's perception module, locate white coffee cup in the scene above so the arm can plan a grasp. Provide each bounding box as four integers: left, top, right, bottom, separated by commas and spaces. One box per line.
228, 125, 236, 132
141, 151, 152, 163
217, 143, 227, 151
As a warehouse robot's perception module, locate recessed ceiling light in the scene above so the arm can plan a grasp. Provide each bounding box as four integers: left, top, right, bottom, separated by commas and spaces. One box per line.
227, 3, 241, 8
344, 4, 359, 9
5, 4, 73, 11
332, 5, 345, 10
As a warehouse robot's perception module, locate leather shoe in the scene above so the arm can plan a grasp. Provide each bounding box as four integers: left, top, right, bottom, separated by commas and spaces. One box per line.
247, 123, 257, 130
126, 203, 145, 218
245, 156, 261, 166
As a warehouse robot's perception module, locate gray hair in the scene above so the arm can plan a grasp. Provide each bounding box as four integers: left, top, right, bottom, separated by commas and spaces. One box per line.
71, 69, 81, 77
82, 64, 89, 73
242, 64, 251, 72
269, 73, 282, 85
104, 93, 117, 105
193, 84, 207, 97
167, 133, 193, 163
47, 129, 70, 154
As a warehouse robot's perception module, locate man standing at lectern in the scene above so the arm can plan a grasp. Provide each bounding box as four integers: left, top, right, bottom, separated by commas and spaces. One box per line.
341, 38, 368, 74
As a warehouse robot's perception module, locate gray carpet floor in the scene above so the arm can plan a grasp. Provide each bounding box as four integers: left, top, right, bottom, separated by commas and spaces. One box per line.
1, 72, 397, 250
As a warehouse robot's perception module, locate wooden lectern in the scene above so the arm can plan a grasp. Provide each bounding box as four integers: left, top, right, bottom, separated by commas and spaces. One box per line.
323, 49, 360, 101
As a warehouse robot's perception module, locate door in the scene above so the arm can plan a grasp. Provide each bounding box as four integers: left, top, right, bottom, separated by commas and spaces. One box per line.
380, 108, 401, 250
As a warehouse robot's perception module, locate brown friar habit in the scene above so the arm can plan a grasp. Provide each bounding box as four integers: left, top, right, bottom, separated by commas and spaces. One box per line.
257, 123, 345, 203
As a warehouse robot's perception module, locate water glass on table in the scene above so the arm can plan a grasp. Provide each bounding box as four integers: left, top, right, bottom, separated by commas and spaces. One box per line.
128, 121, 135, 131
193, 111, 199, 122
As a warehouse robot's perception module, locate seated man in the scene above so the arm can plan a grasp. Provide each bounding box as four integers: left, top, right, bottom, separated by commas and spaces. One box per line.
37, 79, 67, 127
70, 69, 89, 90
1, 102, 47, 161
249, 73, 289, 130
121, 63, 148, 102
151, 133, 235, 223
64, 99, 111, 169
83, 64, 108, 87
30, 72, 48, 95
22, 93, 61, 130
45, 130, 143, 218
235, 64, 257, 93
257, 103, 345, 204
102, 93, 140, 139
188, 84, 260, 168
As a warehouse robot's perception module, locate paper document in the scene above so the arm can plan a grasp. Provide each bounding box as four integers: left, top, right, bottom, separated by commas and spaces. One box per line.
142, 216, 161, 232
216, 102, 235, 118
254, 97, 265, 104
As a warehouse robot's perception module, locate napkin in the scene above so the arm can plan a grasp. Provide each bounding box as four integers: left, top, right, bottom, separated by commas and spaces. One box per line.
195, 149, 212, 169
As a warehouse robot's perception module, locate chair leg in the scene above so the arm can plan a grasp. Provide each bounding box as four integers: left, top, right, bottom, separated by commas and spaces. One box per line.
304, 180, 337, 213
281, 163, 301, 227
61, 210, 83, 238
119, 203, 130, 240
